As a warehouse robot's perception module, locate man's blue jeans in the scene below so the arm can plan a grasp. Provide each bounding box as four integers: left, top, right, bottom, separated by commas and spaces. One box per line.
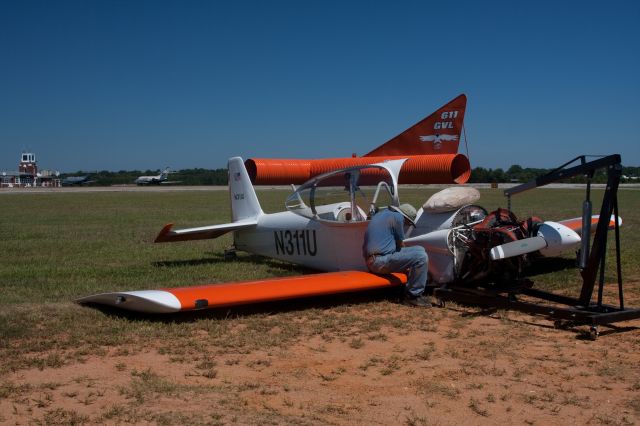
366, 246, 428, 297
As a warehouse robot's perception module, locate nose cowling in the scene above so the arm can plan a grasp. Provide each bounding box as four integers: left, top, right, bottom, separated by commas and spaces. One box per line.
536, 221, 581, 257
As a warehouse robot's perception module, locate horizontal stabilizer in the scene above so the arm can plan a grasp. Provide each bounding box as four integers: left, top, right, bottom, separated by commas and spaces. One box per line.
77, 271, 407, 313
154, 219, 257, 243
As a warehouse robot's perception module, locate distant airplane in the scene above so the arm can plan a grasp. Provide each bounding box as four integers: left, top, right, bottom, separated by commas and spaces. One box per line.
61, 175, 95, 186
135, 167, 172, 185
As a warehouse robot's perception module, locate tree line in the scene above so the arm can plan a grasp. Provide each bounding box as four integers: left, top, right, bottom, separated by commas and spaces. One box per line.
471, 164, 640, 184
60, 165, 640, 186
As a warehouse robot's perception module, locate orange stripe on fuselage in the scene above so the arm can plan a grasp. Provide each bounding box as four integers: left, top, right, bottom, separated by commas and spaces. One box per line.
163, 271, 407, 311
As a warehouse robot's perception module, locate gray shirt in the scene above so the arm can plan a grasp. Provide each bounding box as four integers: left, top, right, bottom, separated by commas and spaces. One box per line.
362, 209, 405, 257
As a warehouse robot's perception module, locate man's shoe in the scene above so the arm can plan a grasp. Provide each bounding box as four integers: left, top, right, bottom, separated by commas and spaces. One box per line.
402, 295, 432, 308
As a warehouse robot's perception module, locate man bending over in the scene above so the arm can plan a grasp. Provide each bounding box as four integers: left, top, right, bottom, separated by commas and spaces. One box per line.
363, 204, 430, 307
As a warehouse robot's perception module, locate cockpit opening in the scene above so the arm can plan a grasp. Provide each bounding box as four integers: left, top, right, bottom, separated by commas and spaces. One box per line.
285, 161, 403, 223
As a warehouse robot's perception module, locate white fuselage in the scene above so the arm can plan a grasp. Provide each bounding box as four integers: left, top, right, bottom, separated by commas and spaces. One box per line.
235, 210, 371, 272
233, 204, 463, 284
136, 176, 164, 184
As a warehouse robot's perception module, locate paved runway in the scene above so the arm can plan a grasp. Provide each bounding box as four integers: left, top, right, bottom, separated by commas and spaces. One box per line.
1, 183, 638, 194
0, 185, 228, 194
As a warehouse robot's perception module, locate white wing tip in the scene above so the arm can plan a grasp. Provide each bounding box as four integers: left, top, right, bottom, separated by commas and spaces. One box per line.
77, 290, 181, 313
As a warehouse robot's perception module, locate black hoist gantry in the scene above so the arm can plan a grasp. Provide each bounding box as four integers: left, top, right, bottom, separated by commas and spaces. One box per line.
434, 154, 639, 339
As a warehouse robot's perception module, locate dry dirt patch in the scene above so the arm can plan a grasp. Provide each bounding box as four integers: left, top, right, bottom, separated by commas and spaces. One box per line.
2, 301, 639, 425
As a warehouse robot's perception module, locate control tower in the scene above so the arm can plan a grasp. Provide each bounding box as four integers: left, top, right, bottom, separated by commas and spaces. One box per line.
19, 152, 38, 177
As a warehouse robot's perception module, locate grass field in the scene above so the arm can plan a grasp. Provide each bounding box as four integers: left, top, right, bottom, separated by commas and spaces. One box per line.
1, 187, 639, 424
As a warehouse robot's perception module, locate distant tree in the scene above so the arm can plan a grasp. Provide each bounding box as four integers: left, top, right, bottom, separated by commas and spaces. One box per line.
506, 164, 523, 176
491, 168, 507, 183
469, 167, 489, 183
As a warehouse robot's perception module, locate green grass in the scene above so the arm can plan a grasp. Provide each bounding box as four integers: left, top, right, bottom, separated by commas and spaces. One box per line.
0, 187, 638, 375
0, 190, 299, 305
400, 187, 640, 291
2, 187, 638, 304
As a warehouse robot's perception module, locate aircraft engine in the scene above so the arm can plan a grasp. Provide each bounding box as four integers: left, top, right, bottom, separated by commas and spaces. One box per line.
451, 208, 544, 291
408, 204, 489, 285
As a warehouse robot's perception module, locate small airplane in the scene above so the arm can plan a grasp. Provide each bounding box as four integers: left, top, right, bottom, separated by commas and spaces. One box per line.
61, 174, 95, 186
78, 157, 620, 313
135, 167, 172, 185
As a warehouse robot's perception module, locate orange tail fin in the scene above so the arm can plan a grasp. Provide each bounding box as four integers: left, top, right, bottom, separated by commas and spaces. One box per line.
365, 94, 467, 157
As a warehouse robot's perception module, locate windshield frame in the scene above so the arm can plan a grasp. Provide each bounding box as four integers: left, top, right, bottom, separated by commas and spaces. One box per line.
285, 159, 406, 222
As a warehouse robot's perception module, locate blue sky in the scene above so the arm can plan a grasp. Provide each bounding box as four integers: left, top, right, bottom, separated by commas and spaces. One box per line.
1, 1, 638, 172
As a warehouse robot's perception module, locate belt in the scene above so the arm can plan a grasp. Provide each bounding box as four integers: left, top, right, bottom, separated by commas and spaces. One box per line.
367, 253, 384, 260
